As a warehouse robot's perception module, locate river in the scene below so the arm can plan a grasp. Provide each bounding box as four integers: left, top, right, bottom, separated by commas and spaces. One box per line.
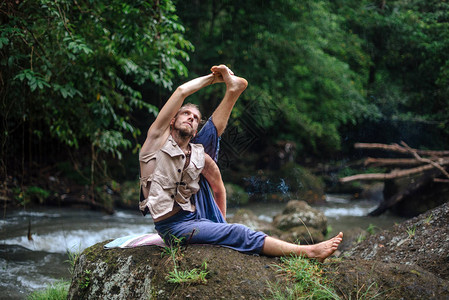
0, 195, 405, 299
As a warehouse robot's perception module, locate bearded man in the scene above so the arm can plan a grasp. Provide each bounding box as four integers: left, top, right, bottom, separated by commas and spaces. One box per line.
139, 65, 343, 259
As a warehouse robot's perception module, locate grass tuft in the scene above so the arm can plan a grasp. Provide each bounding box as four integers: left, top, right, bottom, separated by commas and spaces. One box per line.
268, 255, 340, 299
162, 235, 209, 285
27, 281, 70, 300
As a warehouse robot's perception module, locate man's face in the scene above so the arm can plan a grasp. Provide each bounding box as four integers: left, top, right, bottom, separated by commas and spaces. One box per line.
171, 107, 201, 138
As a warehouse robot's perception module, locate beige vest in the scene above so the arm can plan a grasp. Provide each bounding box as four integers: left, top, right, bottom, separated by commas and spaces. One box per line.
139, 135, 205, 219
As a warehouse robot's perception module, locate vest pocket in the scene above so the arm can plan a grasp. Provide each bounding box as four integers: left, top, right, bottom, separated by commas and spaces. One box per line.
152, 173, 177, 190
185, 165, 202, 182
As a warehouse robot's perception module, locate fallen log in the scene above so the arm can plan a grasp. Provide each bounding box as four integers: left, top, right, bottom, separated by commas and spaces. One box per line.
400, 141, 449, 179
354, 143, 449, 157
340, 142, 449, 216
364, 157, 424, 167
340, 159, 449, 183
341, 141, 449, 183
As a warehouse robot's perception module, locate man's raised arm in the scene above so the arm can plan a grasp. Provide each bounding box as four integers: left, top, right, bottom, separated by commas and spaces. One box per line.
142, 72, 221, 153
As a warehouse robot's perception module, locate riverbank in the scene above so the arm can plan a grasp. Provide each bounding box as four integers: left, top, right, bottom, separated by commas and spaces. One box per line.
66, 201, 449, 299
1, 196, 403, 299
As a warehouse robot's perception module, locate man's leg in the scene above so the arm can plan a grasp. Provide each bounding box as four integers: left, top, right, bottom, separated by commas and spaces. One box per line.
210, 65, 248, 137
156, 210, 343, 261
191, 65, 247, 221
261, 232, 344, 262
156, 211, 265, 253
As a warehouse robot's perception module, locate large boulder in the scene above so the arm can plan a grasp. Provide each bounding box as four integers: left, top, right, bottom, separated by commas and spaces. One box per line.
67, 243, 282, 300
67, 202, 449, 299
228, 202, 328, 244
385, 175, 449, 217
272, 200, 328, 243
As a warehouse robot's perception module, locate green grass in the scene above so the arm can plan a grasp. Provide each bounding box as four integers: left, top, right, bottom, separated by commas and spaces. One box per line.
66, 244, 82, 275
162, 234, 209, 285
27, 281, 70, 300
27, 245, 81, 299
268, 255, 340, 299
356, 224, 379, 244
406, 225, 416, 238
424, 213, 433, 224
167, 261, 209, 284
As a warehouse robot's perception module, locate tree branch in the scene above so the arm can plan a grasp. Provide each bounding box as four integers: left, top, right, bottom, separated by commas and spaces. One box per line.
400, 141, 449, 180
364, 157, 424, 167
339, 159, 449, 183
355, 142, 449, 157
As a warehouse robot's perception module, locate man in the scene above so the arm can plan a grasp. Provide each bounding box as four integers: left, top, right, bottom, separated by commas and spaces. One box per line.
139, 65, 343, 260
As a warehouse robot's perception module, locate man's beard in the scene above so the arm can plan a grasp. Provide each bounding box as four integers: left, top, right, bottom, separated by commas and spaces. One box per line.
174, 123, 195, 139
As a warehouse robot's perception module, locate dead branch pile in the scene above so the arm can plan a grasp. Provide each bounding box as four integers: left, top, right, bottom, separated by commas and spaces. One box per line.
339, 142, 449, 183
339, 141, 449, 216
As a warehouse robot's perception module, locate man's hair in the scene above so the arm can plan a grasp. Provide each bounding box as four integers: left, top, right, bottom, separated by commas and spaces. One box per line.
174, 103, 205, 126
175, 103, 202, 119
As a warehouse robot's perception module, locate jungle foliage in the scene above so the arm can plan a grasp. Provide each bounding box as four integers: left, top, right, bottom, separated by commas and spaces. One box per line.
175, 0, 449, 153
1, 0, 449, 202
1, 0, 192, 187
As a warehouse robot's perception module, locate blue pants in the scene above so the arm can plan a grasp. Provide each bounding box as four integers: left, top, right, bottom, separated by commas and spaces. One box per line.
155, 210, 267, 254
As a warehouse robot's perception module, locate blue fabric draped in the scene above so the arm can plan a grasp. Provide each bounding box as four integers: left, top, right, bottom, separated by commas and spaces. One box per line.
191, 118, 226, 223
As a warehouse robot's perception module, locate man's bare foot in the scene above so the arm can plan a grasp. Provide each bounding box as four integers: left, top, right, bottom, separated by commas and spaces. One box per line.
211, 64, 248, 92
307, 232, 343, 263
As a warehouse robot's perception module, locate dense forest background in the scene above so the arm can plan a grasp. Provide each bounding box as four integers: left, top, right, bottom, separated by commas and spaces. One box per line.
1, 0, 449, 208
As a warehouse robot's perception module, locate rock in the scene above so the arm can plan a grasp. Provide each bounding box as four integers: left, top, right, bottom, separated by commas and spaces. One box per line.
344, 201, 449, 280
332, 201, 449, 299
272, 200, 328, 242
67, 242, 283, 300
227, 209, 282, 237
279, 226, 324, 244
387, 176, 449, 217
326, 258, 449, 299
67, 202, 449, 299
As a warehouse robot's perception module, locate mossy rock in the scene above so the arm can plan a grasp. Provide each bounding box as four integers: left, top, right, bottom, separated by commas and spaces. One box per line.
279, 226, 325, 244
68, 242, 285, 299
273, 200, 328, 234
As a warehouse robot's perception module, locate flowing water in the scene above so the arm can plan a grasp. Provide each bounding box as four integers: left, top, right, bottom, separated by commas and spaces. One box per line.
0, 195, 406, 299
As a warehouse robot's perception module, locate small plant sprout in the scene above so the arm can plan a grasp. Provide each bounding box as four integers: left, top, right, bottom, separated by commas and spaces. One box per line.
366, 224, 378, 235
66, 244, 83, 276
79, 270, 91, 289
356, 232, 366, 243
406, 225, 416, 238
424, 213, 433, 224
